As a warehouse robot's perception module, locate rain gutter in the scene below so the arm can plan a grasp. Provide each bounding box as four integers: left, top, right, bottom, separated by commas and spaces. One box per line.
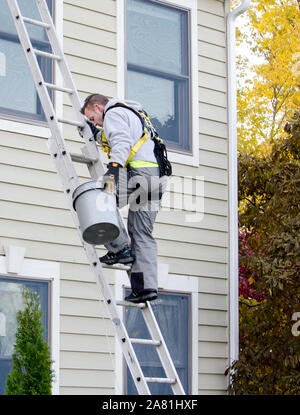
226, 0, 252, 368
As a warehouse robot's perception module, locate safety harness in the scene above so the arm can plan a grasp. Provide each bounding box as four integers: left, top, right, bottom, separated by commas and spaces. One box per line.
100, 102, 172, 177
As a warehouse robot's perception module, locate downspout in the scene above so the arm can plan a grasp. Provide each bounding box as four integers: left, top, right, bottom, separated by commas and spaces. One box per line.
226, 0, 251, 369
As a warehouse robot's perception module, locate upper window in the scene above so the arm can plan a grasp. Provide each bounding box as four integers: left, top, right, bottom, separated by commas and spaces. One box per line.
0, 277, 50, 395
126, 0, 191, 153
0, 0, 52, 122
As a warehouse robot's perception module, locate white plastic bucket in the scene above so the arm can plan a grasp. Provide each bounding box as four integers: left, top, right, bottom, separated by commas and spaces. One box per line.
72, 180, 120, 245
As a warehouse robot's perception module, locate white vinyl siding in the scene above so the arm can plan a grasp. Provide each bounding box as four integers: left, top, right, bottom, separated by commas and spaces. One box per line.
0, 0, 229, 395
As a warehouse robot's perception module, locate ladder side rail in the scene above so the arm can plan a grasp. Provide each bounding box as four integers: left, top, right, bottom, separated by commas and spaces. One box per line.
47, 137, 80, 196
142, 304, 186, 395
80, 143, 106, 179
47, 137, 151, 395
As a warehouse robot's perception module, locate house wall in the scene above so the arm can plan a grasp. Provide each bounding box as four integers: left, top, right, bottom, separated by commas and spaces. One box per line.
0, 0, 229, 394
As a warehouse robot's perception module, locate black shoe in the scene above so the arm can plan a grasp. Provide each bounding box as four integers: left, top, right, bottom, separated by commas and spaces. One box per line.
100, 247, 134, 265
125, 290, 158, 303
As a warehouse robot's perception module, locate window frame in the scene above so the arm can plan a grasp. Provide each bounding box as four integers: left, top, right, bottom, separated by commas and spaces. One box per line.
127, 63, 191, 153
0, 246, 60, 394
0, 0, 63, 136
115, 264, 198, 395
0, 0, 53, 123
126, 0, 191, 153
124, 288, 191, 394
118, 0, 199, 166
0, 274, 51, 395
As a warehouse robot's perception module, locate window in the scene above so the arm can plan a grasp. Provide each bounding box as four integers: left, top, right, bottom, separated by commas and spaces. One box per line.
0, 249, 60, 394
0, 0, 53, 122
125, 291, 190, 394
126, 0, 191, 153
115, 266, 198, 394
0, 277, 50, 395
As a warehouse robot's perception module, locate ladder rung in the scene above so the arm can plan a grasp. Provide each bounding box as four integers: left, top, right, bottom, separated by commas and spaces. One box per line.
130, 338, 161, 346
33, 48, 61, 60
44, 82, 73, 94
57, 117, 85, 128
116, 300, 146, 309
70, 152, 98, 165
22, 16, 50, 29
145, 377, 176, 384
103, 263, 131, 271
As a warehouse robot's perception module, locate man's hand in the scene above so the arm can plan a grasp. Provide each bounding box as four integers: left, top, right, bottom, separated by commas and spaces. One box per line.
86, 120, 100, 140
104, 162, 121, 194
78, 120, 101, 141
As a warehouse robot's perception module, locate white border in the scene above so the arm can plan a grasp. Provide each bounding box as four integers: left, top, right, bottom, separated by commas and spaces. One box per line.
114, 264, 198, 395
0, 0, 63, 138
0, 246, 60, 395
117, 0, 199, 167
226, 0, 252, 382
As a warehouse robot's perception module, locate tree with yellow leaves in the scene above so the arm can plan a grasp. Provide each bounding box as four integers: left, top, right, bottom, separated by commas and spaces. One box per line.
235, 0, 300, 155
228, 110, 300, 395
227, 0, 300, 395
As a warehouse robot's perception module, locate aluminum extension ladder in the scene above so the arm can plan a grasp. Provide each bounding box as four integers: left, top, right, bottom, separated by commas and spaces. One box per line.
6, 0, 185, 395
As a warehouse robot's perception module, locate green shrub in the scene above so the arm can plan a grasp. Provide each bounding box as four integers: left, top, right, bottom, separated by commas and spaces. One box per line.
5, 288, 54, 395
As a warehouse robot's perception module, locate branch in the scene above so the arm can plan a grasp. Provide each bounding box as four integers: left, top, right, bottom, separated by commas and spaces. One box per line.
239, 298, 264, 307
275, 89, 293, 115
242, 197, 266, 214
276, 110, 289, 134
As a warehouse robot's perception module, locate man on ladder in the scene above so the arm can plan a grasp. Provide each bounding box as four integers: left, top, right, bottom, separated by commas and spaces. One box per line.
5, 0, 184, 392
81, 94, 171, 304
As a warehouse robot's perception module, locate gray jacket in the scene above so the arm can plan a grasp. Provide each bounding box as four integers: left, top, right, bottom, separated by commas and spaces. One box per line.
103, 98, 157, 167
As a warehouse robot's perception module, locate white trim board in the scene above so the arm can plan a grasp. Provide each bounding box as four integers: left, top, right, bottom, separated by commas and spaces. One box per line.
0, 246, 60, 395
114, 264, 198, 394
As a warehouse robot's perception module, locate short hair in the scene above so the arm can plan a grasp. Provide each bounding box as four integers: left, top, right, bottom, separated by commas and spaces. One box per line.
80, 93, 109, 114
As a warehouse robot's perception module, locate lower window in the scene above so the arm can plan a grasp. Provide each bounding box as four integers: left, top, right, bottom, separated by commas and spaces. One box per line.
125, 291, 190, 394
0, 276, 50, 395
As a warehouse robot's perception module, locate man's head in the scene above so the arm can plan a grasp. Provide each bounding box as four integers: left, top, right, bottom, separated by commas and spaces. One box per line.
81, 94, 109, 128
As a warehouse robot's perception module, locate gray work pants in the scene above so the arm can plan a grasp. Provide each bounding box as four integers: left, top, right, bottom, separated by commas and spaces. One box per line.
105, 166, 167, 292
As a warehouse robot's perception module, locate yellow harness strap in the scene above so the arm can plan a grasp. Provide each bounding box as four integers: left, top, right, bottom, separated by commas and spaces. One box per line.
101, 128, 150, 167
124, 129, 150, 167
100, 130, 111, 158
